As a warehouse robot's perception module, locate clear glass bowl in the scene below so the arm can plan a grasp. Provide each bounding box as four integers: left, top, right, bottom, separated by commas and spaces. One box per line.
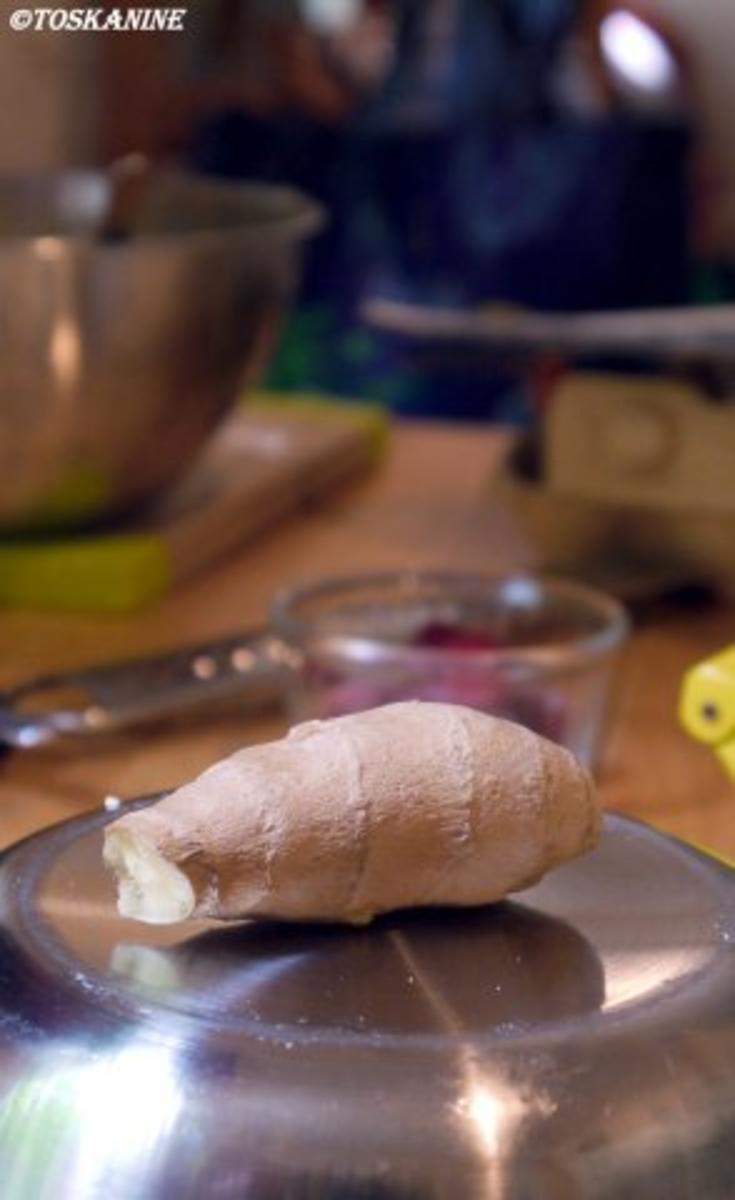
272, 570, 629, 769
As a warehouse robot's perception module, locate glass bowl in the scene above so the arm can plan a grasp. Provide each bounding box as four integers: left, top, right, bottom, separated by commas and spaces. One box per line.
272, 570, 629, 769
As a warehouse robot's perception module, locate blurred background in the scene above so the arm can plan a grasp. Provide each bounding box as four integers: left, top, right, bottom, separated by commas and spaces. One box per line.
2, 0, 735, 781
4, 0, 735, 421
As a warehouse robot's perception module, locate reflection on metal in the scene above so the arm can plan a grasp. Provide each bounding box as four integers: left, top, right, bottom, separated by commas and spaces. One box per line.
0, 1041, 181, 1200
230, 647, 256, 673
461, 1080, 506, 1157
49, 316, 82, 395
602, 946, 713, 1010
82, 705, 109, 729
458, 1074, 556, 1170
68, 1042, 182, 1194
191, 655, 218, 681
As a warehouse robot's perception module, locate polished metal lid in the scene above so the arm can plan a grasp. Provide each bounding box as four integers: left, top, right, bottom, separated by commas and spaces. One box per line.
0, 806, 733, 1199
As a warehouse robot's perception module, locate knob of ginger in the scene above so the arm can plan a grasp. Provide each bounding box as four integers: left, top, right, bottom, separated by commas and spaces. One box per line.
103, 701, 599, 926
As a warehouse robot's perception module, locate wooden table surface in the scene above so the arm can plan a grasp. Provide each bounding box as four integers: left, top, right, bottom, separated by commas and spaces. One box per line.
1, 421, 734, 860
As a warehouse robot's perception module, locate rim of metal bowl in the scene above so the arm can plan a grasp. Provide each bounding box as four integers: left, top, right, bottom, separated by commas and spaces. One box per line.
271, 569, 630, 671
0, 170, 326, 251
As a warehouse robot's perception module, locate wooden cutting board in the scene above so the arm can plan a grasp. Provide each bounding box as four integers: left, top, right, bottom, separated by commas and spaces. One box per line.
0, 396, 388, 613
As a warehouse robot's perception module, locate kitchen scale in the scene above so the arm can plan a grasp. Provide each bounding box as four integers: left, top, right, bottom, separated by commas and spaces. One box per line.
0, 803, 733, 1198
497, 371, 735, 599
365, 300, 735, 598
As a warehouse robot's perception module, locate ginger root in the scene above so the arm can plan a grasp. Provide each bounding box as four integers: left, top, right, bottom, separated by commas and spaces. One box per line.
103, 701, 599, 926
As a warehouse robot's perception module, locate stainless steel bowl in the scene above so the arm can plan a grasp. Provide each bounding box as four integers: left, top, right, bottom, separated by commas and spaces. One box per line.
0, 168, 323, 531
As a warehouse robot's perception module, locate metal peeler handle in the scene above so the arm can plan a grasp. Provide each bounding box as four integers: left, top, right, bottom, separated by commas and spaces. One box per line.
0, 629, 298, 750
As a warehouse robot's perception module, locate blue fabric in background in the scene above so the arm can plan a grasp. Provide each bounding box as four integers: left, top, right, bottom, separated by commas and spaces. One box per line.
188, 0, 692, 421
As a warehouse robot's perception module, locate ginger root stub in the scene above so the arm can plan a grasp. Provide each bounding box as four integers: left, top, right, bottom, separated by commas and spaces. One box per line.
103, 701, 599, 926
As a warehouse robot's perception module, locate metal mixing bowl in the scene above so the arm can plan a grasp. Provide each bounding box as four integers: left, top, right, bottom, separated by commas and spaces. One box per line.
0, 168, 323, 531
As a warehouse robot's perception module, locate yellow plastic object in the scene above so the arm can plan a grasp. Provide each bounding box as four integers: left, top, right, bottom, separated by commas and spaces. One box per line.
679, 646, 735, 782
0, 534, 170, 613
0, 393, 390, 613
687, 840, 735, 870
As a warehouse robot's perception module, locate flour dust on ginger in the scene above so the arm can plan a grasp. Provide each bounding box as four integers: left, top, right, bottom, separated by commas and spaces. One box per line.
103, 701, 599, 926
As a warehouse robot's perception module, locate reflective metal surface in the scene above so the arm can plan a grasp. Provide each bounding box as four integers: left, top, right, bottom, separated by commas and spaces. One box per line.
0, 809, 733, 1198
0, 169, 322, 530
363, 298, 735, 377
0, 628, 290, 749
